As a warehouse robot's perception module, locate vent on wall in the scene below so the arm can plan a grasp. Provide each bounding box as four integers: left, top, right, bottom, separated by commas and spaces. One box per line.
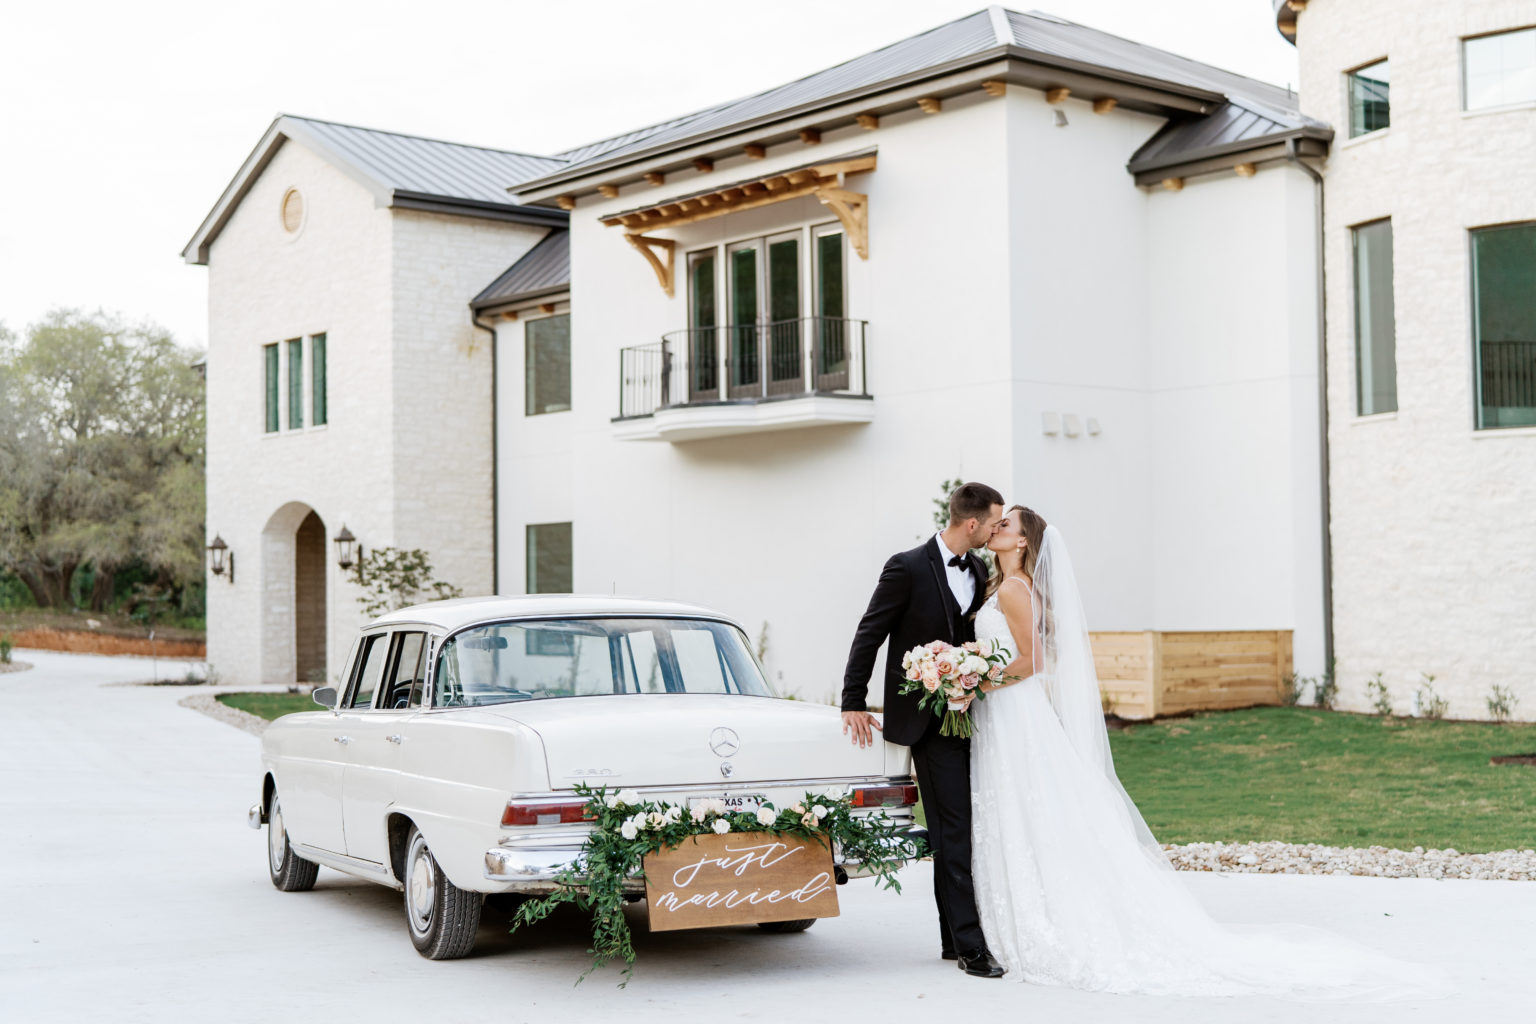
281, 188, 304, 234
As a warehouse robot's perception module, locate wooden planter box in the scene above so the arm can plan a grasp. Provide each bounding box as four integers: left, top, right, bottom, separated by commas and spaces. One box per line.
1092, 630, 1292, 720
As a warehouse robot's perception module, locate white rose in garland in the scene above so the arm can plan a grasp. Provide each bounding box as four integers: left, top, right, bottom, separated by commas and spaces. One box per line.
712, 818, 730, 834
617, 789, 641, 806
619, 819, 638, 840
813, 804, 829, 820
755, 807, 777, 827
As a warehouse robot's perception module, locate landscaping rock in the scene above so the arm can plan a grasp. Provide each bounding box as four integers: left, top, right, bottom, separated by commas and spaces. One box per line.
1164, 840, 1536, 881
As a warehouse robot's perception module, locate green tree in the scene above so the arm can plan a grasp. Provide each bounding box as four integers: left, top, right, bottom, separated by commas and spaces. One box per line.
354, 547, 463, 618
0, 309, 205, 610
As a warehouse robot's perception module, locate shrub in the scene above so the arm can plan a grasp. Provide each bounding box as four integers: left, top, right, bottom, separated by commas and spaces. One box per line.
1415, 674, 1449, 719
1366, 672, 1393, 716
0, 634, 12, 664
355, 547, 463, 617
1313, 667, 1338, 711
1280, 672, 1306, 706
1487, 684, 1519, 723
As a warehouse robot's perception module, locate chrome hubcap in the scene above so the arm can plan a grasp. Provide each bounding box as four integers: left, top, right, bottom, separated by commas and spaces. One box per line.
267, 797, 286, 873
406, 834, 436, 936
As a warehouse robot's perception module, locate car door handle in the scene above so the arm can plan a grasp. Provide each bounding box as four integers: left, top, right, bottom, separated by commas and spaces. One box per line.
333, 736, 352, 745
385, 734, 403, 744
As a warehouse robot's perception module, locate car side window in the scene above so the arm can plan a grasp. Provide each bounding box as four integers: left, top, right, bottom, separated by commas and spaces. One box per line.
381, 632, 427, 710
348, 634, 390, 709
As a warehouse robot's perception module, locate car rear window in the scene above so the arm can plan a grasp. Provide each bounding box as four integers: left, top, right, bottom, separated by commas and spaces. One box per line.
432, 617, 774, 708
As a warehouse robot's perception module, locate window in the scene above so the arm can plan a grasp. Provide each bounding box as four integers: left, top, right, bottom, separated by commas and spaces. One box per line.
813, 224, 849, 390
311, 332, 327, 426
263, 343, 279, 433
286, 337, 303, 429
431, 617, 772, 707
1465, 27, 1536, 110
1349, 59, 1391, 137
348, 634, 390, 709
525, 314, 570, 415
379, 631, 427, 710
1471, 222, 1536, 429
687, 250, 718, 400
526, 522, 572, 593
1352, 220, 1398, 416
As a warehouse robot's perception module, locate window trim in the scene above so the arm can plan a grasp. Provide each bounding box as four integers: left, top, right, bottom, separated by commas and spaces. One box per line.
523, 312, 571, 417
525, 521, 574, 594
262, 342, 280, 433
1345, 57, 1392, 139
1468, 219, 1536, 431
1461, 24, 1536, 113
311, 332, 327, 427
1350, 217, 1398, 418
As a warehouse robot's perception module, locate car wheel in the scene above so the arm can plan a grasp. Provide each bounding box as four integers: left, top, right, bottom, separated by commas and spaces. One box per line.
266, 791, 319, 892
403, 824, 483, 959
757, 918, 816, 933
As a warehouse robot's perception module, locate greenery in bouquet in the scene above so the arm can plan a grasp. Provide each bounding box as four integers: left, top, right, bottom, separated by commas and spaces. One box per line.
898, 639, 1011, 737
511, 783, 916, 985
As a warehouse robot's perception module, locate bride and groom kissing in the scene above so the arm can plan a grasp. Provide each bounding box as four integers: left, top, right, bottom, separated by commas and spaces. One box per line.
839, 482, 1439, 998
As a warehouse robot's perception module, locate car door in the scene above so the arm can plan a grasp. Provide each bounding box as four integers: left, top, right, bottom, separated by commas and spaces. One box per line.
341, 629, 430, 867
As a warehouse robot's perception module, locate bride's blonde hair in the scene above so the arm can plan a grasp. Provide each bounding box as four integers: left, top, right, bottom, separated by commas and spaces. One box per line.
985, 505, 1048, 600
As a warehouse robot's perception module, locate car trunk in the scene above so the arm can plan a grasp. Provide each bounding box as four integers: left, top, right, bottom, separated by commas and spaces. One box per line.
478, 694, 886, 790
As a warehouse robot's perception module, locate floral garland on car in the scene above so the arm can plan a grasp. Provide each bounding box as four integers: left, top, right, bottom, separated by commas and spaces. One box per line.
511, 783, 918, 984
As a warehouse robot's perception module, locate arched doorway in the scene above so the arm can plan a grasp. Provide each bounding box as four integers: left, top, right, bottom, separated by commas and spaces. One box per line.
261, 502, 328, 686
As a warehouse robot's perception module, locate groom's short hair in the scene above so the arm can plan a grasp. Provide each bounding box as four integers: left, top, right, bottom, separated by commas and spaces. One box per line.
948, 482, 1004, 524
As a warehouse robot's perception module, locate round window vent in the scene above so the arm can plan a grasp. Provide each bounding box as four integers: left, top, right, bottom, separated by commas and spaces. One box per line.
281, 188, 304, 233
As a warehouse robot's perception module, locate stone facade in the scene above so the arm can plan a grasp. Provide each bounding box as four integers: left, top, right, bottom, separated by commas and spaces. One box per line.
203, 138, 546, 686
1291, 0, 1536, 718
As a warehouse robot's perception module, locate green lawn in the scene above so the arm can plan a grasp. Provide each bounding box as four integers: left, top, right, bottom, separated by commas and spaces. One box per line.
217, 691, 321, 720
1108, 707, 1536, 852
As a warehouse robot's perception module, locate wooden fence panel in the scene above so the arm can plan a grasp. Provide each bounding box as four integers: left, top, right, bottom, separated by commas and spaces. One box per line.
1091, 630, 1290, 720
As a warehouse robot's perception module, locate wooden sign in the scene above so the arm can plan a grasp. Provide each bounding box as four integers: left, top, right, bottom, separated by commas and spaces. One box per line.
643, 832, 840, 932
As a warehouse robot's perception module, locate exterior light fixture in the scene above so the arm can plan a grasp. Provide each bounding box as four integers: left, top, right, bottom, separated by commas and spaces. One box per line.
207, 535, 234, 583
334, 525, 362, 576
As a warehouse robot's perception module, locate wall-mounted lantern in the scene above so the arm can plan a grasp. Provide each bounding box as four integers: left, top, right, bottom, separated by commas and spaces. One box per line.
207, 535, 234, 584
334, 525, 362, 580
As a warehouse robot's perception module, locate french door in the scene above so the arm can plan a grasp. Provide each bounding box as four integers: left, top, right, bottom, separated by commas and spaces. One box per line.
813, 224, 850, 391
726, 232, 803, 398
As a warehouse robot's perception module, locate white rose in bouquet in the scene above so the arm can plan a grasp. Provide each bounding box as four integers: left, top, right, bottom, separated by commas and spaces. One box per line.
755, 807, 777, 827
712, 818, 731, 834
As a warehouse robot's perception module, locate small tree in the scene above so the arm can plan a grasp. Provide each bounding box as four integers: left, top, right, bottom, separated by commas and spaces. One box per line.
355, 547, 463, 617
932, 477, 965, 530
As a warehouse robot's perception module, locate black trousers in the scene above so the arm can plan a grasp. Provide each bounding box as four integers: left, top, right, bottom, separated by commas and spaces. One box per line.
910, 718, 985, 955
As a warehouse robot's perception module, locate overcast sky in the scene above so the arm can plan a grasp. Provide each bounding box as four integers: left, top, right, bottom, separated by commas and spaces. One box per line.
0, 0, 1296, 349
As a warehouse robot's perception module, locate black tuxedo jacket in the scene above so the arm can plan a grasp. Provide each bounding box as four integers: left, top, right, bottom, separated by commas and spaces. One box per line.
841, 537, 988, 747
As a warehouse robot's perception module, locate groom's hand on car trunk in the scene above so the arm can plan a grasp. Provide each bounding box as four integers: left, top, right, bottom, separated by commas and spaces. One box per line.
842, 711, 883, 748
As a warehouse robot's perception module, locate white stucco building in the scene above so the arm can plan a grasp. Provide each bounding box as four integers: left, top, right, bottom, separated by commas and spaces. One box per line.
1278, 0, 1536, 718
189, 7, 1357, 713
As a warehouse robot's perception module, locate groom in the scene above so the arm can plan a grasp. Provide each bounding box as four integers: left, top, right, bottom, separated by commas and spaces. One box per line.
841, 482, 1007, 978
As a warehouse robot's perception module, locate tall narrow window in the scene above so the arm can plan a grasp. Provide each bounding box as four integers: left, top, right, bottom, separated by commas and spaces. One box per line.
727, 242, 761, 397
1465, 27, 1536, 111
1353, 220, 1398, 416
263, 343, 279, 433
765, 233, 801, 395
1471, 222, 1536, 430
526, 522, 573, 593
1349, 59, 1391, 137
687, 250, 717, 400
311, 332, 327, 426
813, 225, 848, 390
286, 337, 303, 429
525, 314, 571, 415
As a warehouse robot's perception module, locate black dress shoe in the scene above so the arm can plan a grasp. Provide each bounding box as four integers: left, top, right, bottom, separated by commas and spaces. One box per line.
940, 950, 958, 961
956, 948, 1006, 978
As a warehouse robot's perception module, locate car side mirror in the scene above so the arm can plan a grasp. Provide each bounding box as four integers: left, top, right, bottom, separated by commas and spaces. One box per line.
312, 686, 338, 709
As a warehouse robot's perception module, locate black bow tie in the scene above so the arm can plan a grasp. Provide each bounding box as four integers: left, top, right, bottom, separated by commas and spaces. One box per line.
947, 554, 969, 570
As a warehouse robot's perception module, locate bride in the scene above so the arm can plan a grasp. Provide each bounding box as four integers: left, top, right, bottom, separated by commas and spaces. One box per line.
966, 505, 1442, 999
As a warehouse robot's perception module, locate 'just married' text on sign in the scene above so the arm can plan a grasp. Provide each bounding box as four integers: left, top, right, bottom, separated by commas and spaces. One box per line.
643, 833, 840, 932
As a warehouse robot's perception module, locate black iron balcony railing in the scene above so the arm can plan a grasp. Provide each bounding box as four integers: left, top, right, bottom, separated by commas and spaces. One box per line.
617, 317, 868, 420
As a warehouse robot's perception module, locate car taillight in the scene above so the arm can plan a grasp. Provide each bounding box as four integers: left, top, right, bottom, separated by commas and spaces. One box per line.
850, 783, 919, 808
501, 800, 593, 826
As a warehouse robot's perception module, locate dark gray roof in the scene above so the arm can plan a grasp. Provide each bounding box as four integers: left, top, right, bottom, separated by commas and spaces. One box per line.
471, 230, 570, 309
521, 6, 1328, 197
183, 115, 568, 264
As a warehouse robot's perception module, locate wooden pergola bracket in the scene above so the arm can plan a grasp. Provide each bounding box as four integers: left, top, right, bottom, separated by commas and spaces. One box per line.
625, 233, 677, 296
814, 186, 868, 260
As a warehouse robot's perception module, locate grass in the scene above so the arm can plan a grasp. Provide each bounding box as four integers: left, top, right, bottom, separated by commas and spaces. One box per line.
217, 692, 320, 720
1108, 706, 1536, 852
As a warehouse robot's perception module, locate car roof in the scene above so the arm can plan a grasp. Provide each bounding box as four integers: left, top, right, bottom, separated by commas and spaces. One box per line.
363, 594, 739, 633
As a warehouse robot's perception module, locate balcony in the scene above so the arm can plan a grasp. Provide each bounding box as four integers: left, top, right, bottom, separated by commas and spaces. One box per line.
615, 317, 872, 442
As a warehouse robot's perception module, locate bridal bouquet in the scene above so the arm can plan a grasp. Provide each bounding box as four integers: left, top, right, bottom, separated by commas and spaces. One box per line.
898, 639, 1010, 738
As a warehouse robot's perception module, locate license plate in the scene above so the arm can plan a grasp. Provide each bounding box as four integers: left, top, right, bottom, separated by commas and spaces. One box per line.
688, 793, 765, 815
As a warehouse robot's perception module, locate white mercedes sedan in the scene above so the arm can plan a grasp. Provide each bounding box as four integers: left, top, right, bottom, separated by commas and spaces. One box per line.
248, 596, 921, 959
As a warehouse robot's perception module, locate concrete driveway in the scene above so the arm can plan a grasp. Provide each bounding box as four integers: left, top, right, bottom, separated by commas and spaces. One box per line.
2, 649, 1533, 1023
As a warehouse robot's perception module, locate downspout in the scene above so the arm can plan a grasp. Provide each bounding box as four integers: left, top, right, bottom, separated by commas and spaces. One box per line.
472, 309, 500, 595
1284, 136, 1333, 671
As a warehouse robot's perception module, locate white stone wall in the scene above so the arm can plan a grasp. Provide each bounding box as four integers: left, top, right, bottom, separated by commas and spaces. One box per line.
1294, 0, 1536, 718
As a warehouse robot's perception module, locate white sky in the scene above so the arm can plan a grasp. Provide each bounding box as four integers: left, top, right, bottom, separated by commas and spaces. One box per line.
0, 0, 1296, 349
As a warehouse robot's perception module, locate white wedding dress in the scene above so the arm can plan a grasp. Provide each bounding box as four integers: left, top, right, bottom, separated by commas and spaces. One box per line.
968, 526, 1443, 1000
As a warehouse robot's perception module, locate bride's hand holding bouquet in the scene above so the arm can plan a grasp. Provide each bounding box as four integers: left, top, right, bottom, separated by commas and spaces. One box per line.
897, 639, 1010, 738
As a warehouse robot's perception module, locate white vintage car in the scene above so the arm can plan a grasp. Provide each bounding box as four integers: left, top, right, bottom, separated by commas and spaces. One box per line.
249, 596, 920, 959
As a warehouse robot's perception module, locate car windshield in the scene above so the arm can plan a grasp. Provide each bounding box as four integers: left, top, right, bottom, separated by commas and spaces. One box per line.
432, 617, 775, 708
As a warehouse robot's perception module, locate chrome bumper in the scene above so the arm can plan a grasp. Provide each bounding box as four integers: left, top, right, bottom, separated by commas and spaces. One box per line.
248, 803, 265, 830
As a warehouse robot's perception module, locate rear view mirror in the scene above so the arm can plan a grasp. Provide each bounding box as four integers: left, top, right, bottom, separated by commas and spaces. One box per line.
312, 686, 337, 708
462, 636, 509, 651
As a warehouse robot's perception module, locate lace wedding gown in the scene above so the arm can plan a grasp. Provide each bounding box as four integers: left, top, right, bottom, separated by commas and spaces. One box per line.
968, 531, 1443, 1000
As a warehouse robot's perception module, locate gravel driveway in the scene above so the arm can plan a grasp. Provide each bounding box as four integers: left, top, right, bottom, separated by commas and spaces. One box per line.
2, 649, 1533, 1023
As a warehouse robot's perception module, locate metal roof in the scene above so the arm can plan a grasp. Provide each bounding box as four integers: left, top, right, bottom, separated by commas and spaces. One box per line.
520, 6, 1328, 197
471, 229, 570, 310
182, 115, 568, 264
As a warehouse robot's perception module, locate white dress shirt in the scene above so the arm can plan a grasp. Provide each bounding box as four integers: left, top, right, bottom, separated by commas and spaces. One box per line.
933, 531, 975, 612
